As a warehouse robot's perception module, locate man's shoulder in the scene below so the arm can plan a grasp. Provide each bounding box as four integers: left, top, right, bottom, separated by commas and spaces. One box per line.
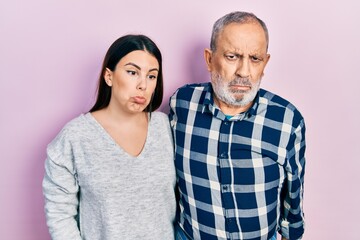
260, 89, 294, 109
172, 82, 210, 98
259, 88, 304, 120
259, 89, 290, 106
176, 82, 210, 93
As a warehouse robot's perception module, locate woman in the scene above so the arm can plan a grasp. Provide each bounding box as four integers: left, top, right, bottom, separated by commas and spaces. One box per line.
43, 35, 176, 239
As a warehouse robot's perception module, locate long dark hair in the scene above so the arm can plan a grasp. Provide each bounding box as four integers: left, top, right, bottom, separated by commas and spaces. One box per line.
90, 34, 163, 112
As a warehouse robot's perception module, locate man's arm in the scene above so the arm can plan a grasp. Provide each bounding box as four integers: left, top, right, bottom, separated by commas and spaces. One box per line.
280, 119, 306, 240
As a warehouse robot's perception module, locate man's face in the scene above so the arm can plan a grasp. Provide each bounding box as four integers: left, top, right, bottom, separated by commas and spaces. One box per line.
205, 22, 270, 110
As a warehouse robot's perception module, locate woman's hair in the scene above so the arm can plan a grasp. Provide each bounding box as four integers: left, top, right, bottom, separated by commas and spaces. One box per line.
90, 34, 163, 113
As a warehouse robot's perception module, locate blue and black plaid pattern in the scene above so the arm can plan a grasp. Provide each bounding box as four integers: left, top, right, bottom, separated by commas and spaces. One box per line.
169, 83, 306, 240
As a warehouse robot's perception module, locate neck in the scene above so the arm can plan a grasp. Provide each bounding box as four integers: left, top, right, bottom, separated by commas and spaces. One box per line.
103, 104, 148, 124
214, 96, 253, 116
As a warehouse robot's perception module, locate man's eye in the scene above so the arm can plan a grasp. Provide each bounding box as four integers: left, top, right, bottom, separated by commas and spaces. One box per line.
226, 54, 237, 60
251, 56, 262, 62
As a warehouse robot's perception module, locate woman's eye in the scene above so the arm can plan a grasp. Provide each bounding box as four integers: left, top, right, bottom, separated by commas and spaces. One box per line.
148, 75, 157, 80
127, 70, 137, 76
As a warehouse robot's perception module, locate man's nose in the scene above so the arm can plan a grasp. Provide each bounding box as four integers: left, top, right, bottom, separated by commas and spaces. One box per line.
235, 59, 250, 78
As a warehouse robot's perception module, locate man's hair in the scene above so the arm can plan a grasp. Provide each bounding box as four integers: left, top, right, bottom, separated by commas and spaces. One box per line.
210, 11, 269, 51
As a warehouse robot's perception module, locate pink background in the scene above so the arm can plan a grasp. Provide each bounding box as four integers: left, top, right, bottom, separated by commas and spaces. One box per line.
1, 0, 359, 239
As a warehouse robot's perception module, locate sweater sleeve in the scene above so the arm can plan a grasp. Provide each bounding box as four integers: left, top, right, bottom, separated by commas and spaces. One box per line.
280, 119, 306, 240
42, 129, 82, 240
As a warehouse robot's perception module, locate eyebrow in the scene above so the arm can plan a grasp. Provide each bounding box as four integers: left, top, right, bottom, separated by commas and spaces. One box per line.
124, 62, 159, 72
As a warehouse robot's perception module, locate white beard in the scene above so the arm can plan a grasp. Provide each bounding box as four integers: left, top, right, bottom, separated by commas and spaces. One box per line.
211, 72, 261, 107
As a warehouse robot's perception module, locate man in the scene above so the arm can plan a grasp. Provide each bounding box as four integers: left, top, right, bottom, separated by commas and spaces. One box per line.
169, 11, 306, 240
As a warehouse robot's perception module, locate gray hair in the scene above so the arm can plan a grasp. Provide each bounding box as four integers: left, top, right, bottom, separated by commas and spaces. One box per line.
210, 11, 269, 51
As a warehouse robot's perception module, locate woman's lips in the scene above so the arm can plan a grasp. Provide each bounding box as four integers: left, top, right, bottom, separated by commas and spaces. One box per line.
133, 96, 146, 104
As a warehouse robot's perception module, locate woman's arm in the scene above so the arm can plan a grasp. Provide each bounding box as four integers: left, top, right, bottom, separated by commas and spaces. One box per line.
42, 136, 82, 240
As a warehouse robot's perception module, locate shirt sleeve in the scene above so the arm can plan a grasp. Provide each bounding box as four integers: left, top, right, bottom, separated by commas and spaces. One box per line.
168, 91, 177, 129
42, 130, 82, 240
280, 119, 306, 239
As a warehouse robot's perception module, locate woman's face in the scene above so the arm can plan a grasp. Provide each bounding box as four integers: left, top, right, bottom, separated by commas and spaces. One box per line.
104, 50, 159, 113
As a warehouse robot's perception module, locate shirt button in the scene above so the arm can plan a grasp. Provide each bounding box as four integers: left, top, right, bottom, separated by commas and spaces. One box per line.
224, 121, 229, 125
220, 152, 228, 158
222, 185, 228, 191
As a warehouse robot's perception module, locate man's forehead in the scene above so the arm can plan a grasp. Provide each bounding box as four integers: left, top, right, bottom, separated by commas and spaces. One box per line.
216, 23, 268, 52
217, 37, 268, 55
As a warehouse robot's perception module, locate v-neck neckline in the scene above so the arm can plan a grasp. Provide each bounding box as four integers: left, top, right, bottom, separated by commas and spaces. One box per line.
85, 112, 151, 159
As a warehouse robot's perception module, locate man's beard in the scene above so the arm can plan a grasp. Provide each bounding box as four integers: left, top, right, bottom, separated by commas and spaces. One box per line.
211, 72, 261, 107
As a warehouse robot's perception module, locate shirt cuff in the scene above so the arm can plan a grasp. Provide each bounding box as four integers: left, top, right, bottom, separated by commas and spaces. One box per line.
280, 219, 304, 240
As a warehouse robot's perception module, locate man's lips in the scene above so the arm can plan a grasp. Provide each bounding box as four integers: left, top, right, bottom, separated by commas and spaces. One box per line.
229, 85, 251, 91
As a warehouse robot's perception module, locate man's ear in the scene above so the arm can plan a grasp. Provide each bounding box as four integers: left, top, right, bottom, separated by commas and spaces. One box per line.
103, 68, 113, 87
261, 54, 271, 78
265, 53, 271, 65
204, 48, 213, 72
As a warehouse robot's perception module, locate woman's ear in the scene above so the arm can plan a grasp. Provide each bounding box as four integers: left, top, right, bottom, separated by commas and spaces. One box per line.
103, 68, 113, 87
204, 48, 213, 72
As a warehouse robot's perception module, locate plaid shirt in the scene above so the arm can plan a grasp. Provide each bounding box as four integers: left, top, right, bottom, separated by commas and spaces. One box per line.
169, 83, 306, 240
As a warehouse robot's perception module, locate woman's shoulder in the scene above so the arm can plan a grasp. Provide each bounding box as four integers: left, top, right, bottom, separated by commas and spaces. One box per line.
150, 111, 171, 125
47, 113, 91, 154
150, 111, 170, 127
151, 111, 168, 119
58, 113, 90, 135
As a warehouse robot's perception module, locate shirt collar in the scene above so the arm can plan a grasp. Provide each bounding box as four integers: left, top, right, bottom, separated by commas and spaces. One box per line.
201, 83, 260, 121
